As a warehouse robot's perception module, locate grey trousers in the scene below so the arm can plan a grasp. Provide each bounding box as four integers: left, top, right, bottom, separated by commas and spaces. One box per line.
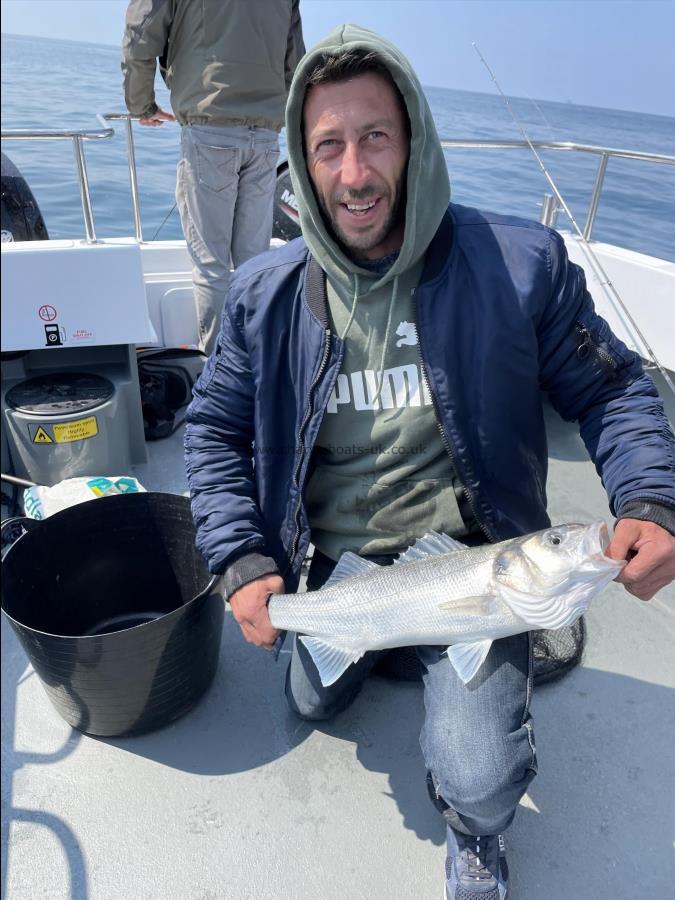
176, 124, 279, 355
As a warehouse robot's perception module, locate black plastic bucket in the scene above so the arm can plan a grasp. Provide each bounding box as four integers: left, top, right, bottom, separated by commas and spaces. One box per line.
1, 492, 222, 737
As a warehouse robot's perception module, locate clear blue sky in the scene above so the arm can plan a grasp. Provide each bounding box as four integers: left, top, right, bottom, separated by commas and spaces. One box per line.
2, 0, 674, 116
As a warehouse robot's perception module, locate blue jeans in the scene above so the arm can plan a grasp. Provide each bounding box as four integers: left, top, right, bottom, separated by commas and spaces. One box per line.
285, 550, 537, 836
176, 124, 279, 355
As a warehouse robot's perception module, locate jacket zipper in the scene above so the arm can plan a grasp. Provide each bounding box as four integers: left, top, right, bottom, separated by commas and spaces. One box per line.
288, 328, 332, 566
412, 289, 496, 543
574, 322, 618, 372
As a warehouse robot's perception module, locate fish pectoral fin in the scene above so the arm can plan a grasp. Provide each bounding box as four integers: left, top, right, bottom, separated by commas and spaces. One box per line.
299, 636, 365, 687
324, 552, 379, 587
437, 594, 497, 615
446, 639, 493, 684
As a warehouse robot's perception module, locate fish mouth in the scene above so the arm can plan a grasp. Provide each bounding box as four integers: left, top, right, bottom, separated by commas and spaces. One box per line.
582, 521, 617, 568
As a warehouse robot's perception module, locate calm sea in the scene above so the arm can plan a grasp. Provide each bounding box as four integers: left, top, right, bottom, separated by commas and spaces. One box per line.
2, 33, 674, 261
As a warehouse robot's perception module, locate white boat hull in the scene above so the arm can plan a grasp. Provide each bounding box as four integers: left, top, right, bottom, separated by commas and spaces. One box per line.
561, 232, 675, 374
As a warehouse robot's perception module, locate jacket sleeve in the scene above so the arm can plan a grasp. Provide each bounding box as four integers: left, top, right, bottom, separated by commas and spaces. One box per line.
184, 286, 278, 588
284, 0, 306, 92
121, 0, 173, 118
537, 229, 675, 520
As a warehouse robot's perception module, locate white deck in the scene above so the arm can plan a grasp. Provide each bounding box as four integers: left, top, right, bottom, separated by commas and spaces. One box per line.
2, 375, 673, 900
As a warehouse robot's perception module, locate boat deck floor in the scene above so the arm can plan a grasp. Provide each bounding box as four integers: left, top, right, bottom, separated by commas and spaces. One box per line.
2, 378, 674, 900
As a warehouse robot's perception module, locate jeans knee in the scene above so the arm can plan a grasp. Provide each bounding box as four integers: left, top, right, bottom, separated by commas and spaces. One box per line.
284, 673, 350, 722
286, 691, 336, 722
424, 729, 525, 806
426, 741, 536, 833
293, 705, 334, 722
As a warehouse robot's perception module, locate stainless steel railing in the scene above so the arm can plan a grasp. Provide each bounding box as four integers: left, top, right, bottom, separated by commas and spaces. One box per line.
439, 139, 675, 240
1, 121, 114, 243
99, 114, 144, 242
1, 114, 149, 243
2, 118, 674, 244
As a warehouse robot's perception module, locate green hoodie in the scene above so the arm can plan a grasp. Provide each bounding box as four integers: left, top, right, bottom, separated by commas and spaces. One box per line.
286, 24, 469, 559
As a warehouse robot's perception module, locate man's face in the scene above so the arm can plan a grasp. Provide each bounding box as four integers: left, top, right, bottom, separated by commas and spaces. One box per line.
303, 72, 409, 260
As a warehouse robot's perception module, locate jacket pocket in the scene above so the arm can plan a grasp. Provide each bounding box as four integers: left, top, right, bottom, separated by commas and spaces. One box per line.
195, 144, 239, 193
572, 317, 631, 380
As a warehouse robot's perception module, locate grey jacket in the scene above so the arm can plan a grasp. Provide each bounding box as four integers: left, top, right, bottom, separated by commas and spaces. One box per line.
121, 0, 305, 131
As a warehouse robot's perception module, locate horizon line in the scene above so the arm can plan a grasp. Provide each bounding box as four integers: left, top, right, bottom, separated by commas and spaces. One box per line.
2, 30, 673, 122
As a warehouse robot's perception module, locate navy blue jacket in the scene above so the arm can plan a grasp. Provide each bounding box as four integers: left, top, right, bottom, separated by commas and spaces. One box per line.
184, 204, 675, 593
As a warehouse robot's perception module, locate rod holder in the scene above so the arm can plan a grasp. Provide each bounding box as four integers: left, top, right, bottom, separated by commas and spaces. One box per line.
540, 194, 559, 228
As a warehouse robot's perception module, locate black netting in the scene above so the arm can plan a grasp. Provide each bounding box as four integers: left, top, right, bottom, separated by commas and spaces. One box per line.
372, 619, 586, 686
531, 618, 586, 685
372, 646, 425, 682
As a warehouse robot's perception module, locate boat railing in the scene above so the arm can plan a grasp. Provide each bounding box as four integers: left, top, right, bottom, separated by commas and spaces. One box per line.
1, 118, 115, 243
100, 113, 144, 243
1, 114, 145, 244
439, 139, 675, 239
2, 115, 675, 245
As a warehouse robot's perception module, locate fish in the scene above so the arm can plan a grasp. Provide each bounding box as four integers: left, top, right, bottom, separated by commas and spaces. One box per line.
267, 522, 625, 687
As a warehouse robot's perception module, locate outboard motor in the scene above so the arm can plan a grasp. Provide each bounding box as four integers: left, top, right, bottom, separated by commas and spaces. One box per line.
273, 160, 301, 242
1, 151, 48, 243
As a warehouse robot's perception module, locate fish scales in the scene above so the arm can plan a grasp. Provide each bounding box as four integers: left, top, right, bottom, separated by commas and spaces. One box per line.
270, 544, 516, 646
266, 523, 625, 686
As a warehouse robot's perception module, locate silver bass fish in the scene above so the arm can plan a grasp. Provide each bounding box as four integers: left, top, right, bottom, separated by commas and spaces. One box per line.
268, 522, 625, 687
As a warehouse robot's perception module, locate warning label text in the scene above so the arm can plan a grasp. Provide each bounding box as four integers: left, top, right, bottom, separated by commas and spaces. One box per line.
28, 416, 99, 445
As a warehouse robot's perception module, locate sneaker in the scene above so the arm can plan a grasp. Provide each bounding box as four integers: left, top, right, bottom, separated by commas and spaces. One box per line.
444, 830, 508, 899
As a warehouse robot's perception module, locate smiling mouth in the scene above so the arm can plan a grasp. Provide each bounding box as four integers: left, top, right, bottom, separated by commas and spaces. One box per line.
341, 198, 380, 218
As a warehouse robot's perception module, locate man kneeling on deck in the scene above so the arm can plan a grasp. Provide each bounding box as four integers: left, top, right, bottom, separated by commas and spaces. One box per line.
184, 25, 675, 899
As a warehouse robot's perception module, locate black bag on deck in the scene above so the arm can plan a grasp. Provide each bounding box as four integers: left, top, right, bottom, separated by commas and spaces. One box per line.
137, 349, 206, 441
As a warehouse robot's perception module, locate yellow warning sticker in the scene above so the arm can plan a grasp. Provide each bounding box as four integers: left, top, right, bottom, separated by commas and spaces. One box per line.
53, 416, 98, 443
32, 426, 54, 444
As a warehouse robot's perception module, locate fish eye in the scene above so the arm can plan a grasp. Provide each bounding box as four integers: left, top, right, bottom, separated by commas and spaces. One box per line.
546, 531, 564, 547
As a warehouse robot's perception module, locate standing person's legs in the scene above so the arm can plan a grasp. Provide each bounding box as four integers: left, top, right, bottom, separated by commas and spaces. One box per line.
176, 124, 248, 356
230, 128, 279, 268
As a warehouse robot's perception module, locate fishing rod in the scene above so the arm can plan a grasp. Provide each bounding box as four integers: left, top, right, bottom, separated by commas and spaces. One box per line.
472, 43, 675, 397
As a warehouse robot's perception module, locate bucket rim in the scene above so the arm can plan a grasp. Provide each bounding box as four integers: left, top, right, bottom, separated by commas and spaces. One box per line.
1, 490, 196, 549
1, 574, 219, 640
1, 490, 215, 638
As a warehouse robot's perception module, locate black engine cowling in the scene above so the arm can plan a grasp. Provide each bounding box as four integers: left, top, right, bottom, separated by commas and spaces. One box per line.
1, 151, 48, 242
272, 159, 301, 242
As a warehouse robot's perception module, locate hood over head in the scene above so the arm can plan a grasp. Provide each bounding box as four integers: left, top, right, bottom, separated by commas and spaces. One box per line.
285, 23, 451, 293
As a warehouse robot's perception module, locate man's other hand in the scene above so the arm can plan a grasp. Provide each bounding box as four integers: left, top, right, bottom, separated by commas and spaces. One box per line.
607, 518, 675, 600
228, 574, 284, 649
139, 107, 176, 126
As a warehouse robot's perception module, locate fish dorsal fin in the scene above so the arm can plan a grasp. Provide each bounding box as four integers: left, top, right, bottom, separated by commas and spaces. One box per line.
446, 639, 493, 684
324, 552, 378, 587
397, 531, 469, 565
299, 636, 365, 687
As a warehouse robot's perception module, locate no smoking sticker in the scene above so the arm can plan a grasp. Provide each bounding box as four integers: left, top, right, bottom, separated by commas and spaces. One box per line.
38, 305, 58, 322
